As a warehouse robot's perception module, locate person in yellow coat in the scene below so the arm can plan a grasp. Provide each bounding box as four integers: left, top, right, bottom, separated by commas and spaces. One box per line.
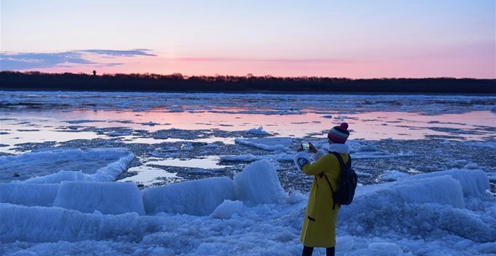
293, 122, 351, 256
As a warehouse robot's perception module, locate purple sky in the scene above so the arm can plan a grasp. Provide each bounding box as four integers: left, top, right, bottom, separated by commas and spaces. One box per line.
1, 0, 495, 78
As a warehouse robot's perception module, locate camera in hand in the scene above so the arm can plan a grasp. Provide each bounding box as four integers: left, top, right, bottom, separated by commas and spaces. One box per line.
302, 142, 310, 150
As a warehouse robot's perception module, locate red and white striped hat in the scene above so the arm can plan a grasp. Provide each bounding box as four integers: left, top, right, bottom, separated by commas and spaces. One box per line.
327, 122, 350, 143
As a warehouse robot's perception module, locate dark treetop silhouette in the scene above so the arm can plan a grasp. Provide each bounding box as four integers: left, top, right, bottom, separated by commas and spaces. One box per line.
1, 71, 494, 95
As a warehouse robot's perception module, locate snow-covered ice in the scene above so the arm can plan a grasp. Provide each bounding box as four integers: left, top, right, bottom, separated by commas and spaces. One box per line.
53, 181, 146, 215
0, 91, 495, 255
143, 177, 234, 216
0, 159, 495, 255
0, 148, 134, 183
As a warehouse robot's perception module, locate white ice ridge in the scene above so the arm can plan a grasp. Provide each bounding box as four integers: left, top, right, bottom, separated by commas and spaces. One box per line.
1, 161, 494, 247
0, 159, 286, 242
339, 169, 493, 243
0, 148, 134, 184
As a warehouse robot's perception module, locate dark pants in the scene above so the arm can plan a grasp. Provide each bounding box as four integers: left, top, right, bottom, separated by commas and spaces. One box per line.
302, 246, 335, 256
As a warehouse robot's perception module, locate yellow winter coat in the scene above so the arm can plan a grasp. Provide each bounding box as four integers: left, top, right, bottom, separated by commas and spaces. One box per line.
300, 152, 349, 248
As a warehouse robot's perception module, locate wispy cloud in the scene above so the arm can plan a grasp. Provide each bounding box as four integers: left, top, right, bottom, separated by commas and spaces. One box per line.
175, 57, 349, 64
79, 49, 156, 57
0, 49, 156, 70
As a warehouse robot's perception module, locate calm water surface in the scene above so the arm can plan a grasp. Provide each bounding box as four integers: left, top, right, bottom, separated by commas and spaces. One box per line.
1, 92, 495, 186
1, 108, 494, 154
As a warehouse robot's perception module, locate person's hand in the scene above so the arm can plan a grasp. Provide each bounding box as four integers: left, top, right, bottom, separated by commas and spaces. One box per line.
308, 142, 317, 153
297, 144, 304, 152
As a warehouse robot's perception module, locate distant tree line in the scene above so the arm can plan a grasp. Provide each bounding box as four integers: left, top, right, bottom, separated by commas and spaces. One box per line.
0, 71, 495, 95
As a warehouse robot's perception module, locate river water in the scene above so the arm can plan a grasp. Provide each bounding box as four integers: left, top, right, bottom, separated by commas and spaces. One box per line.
1, 91, 495, 189
1, 97, 495, 154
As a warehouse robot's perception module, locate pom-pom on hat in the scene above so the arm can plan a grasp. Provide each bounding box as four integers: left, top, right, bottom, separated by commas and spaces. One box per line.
327, 122, 350, 143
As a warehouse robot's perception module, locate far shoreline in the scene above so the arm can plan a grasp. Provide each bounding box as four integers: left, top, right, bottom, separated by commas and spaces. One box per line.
1, 71, 495, 95
2, 88, 495, 97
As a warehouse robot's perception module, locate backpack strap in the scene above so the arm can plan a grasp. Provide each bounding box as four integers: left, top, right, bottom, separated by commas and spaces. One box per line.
324, 152, 348, 210
331, 152, 348, 171
323, 174, 337, 210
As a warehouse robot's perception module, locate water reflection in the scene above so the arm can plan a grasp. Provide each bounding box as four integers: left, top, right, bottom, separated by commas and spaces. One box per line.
118, 165, 180, 186
120, 136, 235, 145
1, 108, 494, 156
148, 156, 227, 169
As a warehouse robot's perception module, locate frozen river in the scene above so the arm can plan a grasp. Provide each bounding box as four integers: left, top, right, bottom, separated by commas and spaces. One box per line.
2, 91, 495, 150
1, 91, 496, 255
1, 91, 495, 186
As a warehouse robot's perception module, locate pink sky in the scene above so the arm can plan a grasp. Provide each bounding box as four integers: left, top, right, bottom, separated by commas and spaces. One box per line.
2, 1, 495, 78
32, 45, 495, 79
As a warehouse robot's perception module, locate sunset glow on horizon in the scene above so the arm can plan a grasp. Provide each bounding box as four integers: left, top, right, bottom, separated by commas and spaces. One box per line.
1, 0, 495, 79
